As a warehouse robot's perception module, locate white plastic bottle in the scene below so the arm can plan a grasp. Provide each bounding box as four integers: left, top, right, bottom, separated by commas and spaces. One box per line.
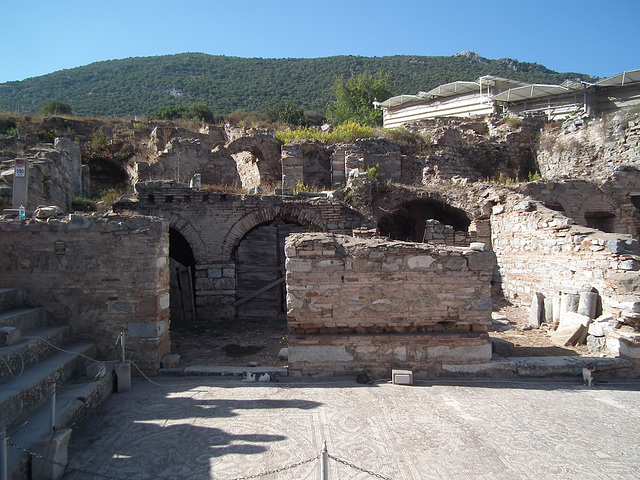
18, 205, 25, 220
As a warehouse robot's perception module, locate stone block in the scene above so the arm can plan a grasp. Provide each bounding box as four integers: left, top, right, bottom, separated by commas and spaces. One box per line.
288, 345, 354, 363
31, 428, 72, 480
427, 343, 492, 363
529, 292, 544, 328
560, 311, 591, 328
492, 338, 515, 357
115, 361, 131, 392
128, 321, 168, 338
551, 323, 587, 347
587, 335, 607, 354
560, 293, 580, 321
469, 242, 485, 252
544, 297, 554, 323
407, 255, 435, 269
161, 353, 181, 368
578, 291, 598, 318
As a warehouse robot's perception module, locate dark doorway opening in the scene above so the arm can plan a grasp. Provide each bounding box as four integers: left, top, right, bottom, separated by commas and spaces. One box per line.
378, 199, 471, 242
584, 212, 616, 233
169, 228, 196, 322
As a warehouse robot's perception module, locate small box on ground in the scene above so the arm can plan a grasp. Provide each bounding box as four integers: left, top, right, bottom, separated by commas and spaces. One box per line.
392, 369, 413, 385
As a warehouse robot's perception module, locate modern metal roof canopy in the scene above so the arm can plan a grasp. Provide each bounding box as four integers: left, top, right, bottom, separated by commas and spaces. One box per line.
420, 81, 479, 99
491, 84, 572, 102
596, 69, 640, 87
377, 94, 424, 109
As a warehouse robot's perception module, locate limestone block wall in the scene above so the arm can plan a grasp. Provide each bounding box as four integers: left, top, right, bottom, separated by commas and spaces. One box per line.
285, 233, 494, 375
0, 137, 83, 211
491, 203, 640, 325
536, 111, 640, 182
0, 214, 170, 371
408, 116, 546, 183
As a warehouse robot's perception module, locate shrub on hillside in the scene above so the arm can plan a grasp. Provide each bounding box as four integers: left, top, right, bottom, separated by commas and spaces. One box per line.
0, 113, 18, 135
39, 100, 72, 116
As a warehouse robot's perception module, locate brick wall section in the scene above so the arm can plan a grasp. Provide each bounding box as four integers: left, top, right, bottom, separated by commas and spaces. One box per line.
285, 233, 494, 375
120, 182, 373, 318
0, 214, 170, 372
491, 203, 640, 323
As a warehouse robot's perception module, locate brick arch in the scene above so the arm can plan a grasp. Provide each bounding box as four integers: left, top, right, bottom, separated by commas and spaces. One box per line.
164, 213, 207, 264
373, 191, 474, 224
373, 191, 474, 242
226, 137, 281, 187
222, 205, 327, 259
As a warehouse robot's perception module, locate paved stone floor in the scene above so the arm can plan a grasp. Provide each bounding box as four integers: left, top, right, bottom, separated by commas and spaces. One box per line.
62, 376, 640, 480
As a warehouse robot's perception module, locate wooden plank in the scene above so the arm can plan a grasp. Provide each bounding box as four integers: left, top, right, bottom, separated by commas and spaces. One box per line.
233, 276, 285, 307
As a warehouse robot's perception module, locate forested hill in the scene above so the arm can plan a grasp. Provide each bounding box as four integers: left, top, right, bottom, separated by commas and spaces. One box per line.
0, 52, 597, 117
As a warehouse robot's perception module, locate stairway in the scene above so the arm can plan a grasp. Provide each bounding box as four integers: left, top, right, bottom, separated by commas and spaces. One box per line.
0, 288, 114, 480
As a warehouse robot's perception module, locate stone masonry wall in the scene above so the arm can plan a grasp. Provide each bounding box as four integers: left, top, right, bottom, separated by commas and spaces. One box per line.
0, 137, 83, 211
491, 202, 640, 325
120, 182, 373, 318
536, 111, 640, 181
0, 214, 170, 371
285, 233, 494, 375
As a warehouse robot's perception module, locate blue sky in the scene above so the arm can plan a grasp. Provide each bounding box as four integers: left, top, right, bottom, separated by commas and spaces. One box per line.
1, 0, 638, 84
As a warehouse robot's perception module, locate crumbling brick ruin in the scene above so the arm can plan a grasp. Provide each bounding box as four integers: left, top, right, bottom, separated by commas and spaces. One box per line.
1, 109, 640, 376
285, 234, 494, 375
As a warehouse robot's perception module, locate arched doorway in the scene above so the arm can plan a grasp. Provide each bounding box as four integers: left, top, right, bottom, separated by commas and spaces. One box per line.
169, 228, 197, 322
234, 218, 306, 318
377, 198, 471, 242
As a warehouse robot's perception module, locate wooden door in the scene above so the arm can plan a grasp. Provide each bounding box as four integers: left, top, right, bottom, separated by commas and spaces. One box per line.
235, 219, 305, 318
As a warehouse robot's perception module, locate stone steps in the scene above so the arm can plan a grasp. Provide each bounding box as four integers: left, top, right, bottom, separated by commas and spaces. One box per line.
0, 306, 47, 331
0, 342, 97, 430
0, 287, 114, 480
1, 326, 71, 382
5, 364, 115, 480
0, 288, 25, 312
441, 354, 633, 378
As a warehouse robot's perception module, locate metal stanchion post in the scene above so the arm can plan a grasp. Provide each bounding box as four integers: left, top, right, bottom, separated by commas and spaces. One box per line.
50, 383, 57, 432
1, 427, 7, 480
320, 440, 328, 480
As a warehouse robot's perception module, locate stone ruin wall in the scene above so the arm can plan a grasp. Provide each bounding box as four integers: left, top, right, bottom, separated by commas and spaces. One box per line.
135, 124, 281, 190
0, 214, 170, 371
0, 137, 85, 211
491, 201, 640, 358
285, 233, 494, 376
410, 116, 546, 184
125, 182, 373, 319
525, 111, 640, 238
280, 116, 547, 193
536, 111, 640, 182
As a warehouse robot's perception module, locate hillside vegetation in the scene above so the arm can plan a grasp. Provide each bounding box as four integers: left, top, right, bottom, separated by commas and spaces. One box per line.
0, 52, 596, 118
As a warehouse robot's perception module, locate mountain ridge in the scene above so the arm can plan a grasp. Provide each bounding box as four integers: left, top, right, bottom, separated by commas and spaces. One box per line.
0, 52, 597, 117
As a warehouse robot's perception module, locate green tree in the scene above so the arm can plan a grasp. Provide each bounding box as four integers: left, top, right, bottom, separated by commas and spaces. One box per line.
266, 101, 307, 126
326, 72, 392, 126
185, 103, 214, 122
151, 105, 187, 120
39, 100, 72, 116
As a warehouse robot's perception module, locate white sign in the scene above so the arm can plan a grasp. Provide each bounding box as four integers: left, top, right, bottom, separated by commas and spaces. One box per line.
15, 159, 26, 177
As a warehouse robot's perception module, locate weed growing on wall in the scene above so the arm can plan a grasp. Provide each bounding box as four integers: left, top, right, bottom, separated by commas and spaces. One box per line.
275, 121, 375, 145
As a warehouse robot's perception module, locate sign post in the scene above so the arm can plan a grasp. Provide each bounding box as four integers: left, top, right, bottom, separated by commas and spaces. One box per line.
12, 158, 28, 209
